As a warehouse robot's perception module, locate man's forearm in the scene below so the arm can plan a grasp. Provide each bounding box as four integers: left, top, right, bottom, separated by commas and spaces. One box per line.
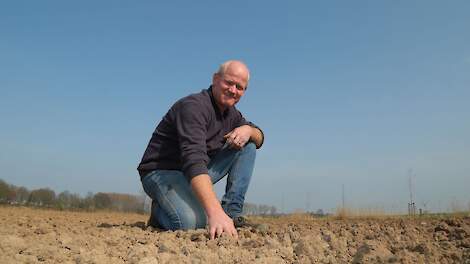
190, 174, 223, 216
249, 126, 264, 148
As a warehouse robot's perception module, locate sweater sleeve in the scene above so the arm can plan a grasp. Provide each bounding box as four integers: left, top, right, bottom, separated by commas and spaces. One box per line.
175, 99, 210, 180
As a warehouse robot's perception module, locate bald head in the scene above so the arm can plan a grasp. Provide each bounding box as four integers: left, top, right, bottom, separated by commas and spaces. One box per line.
216, 60, 250, 83
211, 60, 250, 111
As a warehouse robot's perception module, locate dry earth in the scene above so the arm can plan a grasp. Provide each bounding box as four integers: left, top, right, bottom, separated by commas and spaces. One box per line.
1, 206, 470, 263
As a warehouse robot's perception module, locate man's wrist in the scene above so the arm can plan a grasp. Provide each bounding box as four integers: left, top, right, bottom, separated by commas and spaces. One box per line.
205, 203, 224, 217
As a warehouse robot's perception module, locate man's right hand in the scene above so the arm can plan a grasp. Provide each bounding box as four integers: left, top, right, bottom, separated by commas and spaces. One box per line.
190, 174, 238, 239
207, 207, 238, 239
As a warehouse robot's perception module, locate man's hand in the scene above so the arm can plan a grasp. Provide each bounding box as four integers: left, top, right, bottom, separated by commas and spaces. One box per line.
190, 174, 238, 239
224, 125, 252, 149
206, 207, 238, 239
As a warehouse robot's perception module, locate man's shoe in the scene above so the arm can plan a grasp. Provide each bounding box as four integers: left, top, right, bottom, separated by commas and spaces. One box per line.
233, 216, 248, 228
147, 213, 159, 228
233, 216, 269, 232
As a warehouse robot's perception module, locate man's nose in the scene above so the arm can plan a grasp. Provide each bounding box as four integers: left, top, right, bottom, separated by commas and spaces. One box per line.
228, 85, 237, 94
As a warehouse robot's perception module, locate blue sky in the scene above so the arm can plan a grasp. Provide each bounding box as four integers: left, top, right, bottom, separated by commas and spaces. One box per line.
1, 1, 469, 213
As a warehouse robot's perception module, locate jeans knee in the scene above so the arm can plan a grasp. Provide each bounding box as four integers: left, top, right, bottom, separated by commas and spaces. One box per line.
243, 142, 256, 153
178, 215, 196, 230
178, 210, 206, 230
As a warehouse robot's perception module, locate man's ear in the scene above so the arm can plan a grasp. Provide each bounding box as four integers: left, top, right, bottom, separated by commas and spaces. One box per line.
212, 73, 220, 85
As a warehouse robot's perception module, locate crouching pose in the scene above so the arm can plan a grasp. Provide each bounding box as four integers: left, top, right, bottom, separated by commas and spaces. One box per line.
137, 60, 264, 239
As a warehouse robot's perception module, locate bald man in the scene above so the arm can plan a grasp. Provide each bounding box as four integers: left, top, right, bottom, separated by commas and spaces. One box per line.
138, 60, 264, 239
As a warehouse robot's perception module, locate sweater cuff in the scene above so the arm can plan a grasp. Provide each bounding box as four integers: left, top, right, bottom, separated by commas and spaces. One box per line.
184, 163, 208, 180
247, 123, 264, 149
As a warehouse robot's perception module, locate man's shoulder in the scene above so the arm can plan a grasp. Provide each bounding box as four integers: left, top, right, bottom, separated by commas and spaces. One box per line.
171, 89, 213, 117
176, 89, 210, 106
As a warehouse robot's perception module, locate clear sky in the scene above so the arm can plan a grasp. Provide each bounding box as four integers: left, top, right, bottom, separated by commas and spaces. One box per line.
1, 1, 469, 213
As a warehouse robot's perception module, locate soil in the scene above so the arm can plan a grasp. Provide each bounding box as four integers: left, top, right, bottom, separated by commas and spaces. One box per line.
1, 206, 470, 263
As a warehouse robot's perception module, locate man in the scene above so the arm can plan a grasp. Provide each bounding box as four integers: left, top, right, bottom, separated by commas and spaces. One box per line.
138, 60, 264, 239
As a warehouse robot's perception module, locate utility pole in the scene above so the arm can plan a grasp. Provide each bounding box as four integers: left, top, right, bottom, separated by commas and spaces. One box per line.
281, 193, 285, 214
408, 169, 416, 216
342, 184, 345, 209
305, 192, 311, 213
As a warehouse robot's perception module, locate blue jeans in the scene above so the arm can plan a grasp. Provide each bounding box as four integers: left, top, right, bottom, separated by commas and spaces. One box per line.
141, 142, 256, 230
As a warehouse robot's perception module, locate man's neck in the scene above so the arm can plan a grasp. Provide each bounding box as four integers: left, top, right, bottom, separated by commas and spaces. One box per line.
208, 86, 228, 114
216, 103, 227, 113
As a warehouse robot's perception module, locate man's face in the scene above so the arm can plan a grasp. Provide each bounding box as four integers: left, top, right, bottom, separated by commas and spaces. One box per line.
211, 64, 249, 111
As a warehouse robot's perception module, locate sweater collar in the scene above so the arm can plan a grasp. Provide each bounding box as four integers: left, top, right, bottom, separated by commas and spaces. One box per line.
208, 86, 229, 117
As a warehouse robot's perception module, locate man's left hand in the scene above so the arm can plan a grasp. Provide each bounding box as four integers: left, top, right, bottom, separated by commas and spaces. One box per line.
224, 125, 252, 150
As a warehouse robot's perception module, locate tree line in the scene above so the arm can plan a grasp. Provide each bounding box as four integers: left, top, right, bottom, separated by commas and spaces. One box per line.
0, 178, 279, 216
243, 202, 278, 216
0, 178, 145, 213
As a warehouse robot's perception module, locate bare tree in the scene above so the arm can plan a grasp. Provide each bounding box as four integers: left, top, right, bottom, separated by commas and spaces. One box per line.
14, 186, 30, 204
29, 188, 56, 206
0, 179, 10, 203
93, 192, 112, 209
57, 191, 74, 209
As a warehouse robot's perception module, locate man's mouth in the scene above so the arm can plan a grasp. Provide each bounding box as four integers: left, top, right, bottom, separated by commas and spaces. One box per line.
224, 93, 237, 100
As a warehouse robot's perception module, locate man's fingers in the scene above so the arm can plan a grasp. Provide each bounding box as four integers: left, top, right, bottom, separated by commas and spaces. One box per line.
210, 227, 216, 240
231, 228, 238, 239
223, 132, 233, 138
209, 226, 239, 240
228, 141, 241, 150
224, 134, 235, 145
225, 135, 242, 149
224, 132, 239, 141
228, 225, 238, 239
216, 227, 223, 238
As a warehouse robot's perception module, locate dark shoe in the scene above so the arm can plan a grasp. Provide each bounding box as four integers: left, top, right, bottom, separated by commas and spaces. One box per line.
233, 216, 253, 228
233, 216, 269, 232
233, 216, 248, 228
147, 213, 158, 228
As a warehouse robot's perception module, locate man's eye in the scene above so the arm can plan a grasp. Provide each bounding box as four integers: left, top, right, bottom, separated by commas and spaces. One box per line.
224, 79, 245, 91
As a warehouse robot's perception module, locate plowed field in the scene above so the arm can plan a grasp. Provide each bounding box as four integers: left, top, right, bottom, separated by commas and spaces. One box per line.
1, 206, 469, 263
